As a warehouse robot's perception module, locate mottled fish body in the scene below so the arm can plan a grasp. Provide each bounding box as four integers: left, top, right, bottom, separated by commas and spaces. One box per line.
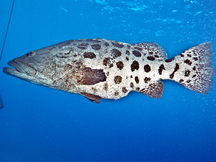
3, 39, 214, 103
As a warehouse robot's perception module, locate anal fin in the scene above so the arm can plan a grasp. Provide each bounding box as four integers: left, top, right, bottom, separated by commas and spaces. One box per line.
139, 81, 164, 99
80, 92, 102, 103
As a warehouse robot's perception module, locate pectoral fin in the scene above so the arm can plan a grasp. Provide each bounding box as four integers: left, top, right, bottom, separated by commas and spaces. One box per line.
72, 67, 106, 85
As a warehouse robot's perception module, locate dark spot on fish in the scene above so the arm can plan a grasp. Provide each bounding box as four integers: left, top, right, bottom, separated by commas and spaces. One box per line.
130, 75, 133, 78
193, 51, 197, 56
186, 80, 191, 83
147, 56, 155, 61
126, 50, 130, 55
109, 64, 113, 68
134, 47, 143, 51
84, 52, 96, 59
106, 72, 109, 76
77, 43, 89, 49
130, 82, 134, 88
126, 57, 129, 61
114, 76, 122, 84
56, 53, 71, 59
155, 55, 159, 58
165, 57, 175, 62
181, 54, 184, 57
184, 59, 192, 66
103, 58, 110, 66
192, 74, 196, 78
144, 64, 151, 72
104, 42, 109, 46
185, 70, 190, 77
122, 87, 128, 93
149, 51, 153, 55
103, 83, 108, 91
131, 61, 139, 72
116, 61, 124, 70
179, 79, 184, 83
187, 54, 192, 57
92, 87, 97, 93
193, 57, 198, 61
135, 76, 139, 84
111, 49, 121, 58
136, 87, 140, 91
158, 64, 165, 75
112, 41, 124, 48
193, 66, 196, 70
91, 44, 101, 50
114, 91, 119, 96
144, 77, 151, 83
132, 50, 141, 57
170, 63, 179, 79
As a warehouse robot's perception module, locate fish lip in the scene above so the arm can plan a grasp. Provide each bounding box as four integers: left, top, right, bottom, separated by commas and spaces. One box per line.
3, 60, 36, 77
7, 60, 26, 73
3, 67, 20, 76
3, 65, 36, 84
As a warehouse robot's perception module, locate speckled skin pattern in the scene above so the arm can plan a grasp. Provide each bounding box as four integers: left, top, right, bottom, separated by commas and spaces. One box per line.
3, 38, 214, 103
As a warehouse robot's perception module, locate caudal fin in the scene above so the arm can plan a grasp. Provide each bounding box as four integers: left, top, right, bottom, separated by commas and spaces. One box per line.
172, 42, 214, 94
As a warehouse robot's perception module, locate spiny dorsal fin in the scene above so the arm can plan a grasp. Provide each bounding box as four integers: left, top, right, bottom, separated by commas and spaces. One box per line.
139, 81, 164, 99
72, 67, 106, 85
132, 42, 167, 60
80, 92, 101, 103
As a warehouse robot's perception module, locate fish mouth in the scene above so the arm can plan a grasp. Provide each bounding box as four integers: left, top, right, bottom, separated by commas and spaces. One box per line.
3, 60, 37, 79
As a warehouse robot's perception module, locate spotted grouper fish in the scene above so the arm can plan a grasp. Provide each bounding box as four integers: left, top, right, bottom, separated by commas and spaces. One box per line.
3, 39, 214, 103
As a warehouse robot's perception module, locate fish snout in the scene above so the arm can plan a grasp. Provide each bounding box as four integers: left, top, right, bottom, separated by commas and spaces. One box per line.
6, 59, 37, 76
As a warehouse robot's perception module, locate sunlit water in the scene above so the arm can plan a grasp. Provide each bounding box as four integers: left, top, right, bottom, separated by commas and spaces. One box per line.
0, 0, 216, 161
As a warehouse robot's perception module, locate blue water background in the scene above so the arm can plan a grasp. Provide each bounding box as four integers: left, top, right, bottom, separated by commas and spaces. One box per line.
0, 0, 216, 161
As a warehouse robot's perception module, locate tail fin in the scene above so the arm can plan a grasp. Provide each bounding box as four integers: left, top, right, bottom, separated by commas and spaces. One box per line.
172, 42, 214, 94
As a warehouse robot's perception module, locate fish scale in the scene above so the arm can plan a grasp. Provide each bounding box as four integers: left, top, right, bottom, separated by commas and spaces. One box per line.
3, 38, 214, 103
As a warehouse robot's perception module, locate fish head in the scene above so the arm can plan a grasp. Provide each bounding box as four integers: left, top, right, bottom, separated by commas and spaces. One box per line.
3, 50, 46, 83
3, 41, 84, 91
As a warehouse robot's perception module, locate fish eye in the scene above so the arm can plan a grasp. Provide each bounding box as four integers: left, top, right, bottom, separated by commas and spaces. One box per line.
26, 51, 35, 57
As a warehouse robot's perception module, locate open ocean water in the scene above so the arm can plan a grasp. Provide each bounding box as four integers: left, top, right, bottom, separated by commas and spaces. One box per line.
0, 0, 216, 161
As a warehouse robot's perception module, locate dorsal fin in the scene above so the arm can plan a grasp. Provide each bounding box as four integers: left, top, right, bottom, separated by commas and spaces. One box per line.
138, 81, 164, 99
132, 42, 167, 60
72, 67, 106, 85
